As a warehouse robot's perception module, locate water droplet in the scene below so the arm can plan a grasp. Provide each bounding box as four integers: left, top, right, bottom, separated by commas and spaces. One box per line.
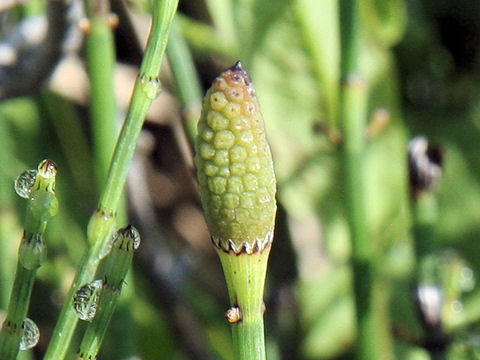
19, 317, 39, 350
460, 266, 475, 292
73, 279, 103, 321
139, 73, 161, 100
451, 299, 464, 313
98, 235, 115, 260
14, 170, 37, 199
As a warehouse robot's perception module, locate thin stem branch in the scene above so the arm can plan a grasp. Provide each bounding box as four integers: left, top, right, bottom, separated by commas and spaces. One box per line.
76, 226, 139, 359
0, 264, 37, 359
43, 2, 179, 359
204, 0, 236, 46
217, 249, 270, 360
176, 14, 234, 58
296, 0, 340, 128
167, 16, 203, 142
84, 0, 118, 193
0, 160, 57, 360
339, 0, 378, 358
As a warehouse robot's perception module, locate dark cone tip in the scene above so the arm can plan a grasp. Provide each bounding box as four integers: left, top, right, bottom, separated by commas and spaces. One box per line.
230, 60, 244, 72
223, 60, 255, 96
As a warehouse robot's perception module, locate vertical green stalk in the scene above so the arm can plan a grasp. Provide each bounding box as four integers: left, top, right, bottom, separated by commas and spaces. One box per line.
43, 1, 178, 359
76, 226, 140, 359
217, 249, 271, 360
194, 62, 277, 360
167, 16, 203, 142
296, 0, 340, 128
0, 160, 58, 360
83, 2, 133, 357
339, 1, 377, 358
205, 0, 236, 46
84, 0, 118, 191
412, 193, 438, 273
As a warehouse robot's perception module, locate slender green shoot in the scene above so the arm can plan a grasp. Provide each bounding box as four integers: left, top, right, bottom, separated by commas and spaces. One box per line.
75, 226, 140, 359
176, 13, 235, 58
167, 16, 203, 142
0, 160, 58, 360
43, 1, 178, 358
84, 0, 118, 191
204, 0, 236, 47
217, 249, 271, 360
339, 0, 377, 358
83, 3, 132, 357
296, 0, 340, 128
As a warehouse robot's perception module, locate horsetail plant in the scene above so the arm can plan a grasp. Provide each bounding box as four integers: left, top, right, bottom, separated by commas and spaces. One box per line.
194, 61, 277, 360
0, 159, 58, 360
44, 1, 178, 358
339, 0, 380, 358
75, 225, 140, 359
83, 0, 119, 191
167, 17, 203, 142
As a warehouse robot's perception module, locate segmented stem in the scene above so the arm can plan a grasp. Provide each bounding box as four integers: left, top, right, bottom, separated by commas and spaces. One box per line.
167, 17, 203, 142
76, 226, 140, 359
43, 2, 178, 358
339, 0, 378, 358
0, 160, 58, 360
84, 0, 118, 191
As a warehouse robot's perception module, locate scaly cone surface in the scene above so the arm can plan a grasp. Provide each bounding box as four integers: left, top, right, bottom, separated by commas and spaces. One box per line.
195, 61, 277, 254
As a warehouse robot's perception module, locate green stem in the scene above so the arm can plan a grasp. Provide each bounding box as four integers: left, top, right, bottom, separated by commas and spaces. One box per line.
99, 0, 178, 213
43, 2, 178, 359
339, 1, 377, 359
0, 264, 37, 359
40, 92, 93, 196
83, 3, 133, 356
205, 0, 236, 46
296, 0, 340, 128
217, 249, 270, 360
85, 0, 118, 192
76, 286, 121, 359
412, 193, 438, 274
176, 13, 234, 58
0, 161, 57, 360
76, 226, 139, 359
167, 16, 203, 142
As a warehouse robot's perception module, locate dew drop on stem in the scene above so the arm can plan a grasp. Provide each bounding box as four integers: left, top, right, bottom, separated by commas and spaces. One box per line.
451, 299, 464, 314
19, 317, 40, 350
73, 279, 103, 321
14, 170, 37, 199
98, 233, 115, 260
460, 266, 475, 292
139, 73, 161, 100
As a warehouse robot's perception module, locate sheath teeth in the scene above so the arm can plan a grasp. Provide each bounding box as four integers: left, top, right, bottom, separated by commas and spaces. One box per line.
211, 230, 273, 255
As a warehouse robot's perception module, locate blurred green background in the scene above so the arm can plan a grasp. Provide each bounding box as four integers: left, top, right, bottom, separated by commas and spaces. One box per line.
2, 0, 480, 358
